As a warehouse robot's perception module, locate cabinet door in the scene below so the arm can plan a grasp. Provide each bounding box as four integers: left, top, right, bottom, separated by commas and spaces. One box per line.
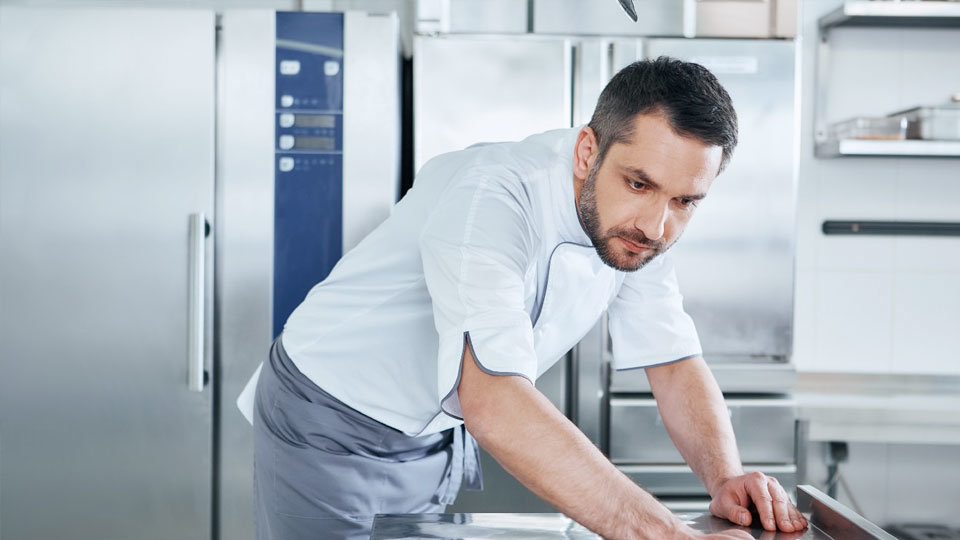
0, 8, 215, 539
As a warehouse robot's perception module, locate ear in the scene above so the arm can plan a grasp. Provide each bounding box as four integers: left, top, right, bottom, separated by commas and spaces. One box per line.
573, 127, 599, 181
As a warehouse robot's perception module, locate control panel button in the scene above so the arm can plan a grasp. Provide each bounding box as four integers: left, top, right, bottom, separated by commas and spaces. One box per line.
280, 94, 294, 108
324, 60, 340, 77
278, 135, 295, 150
278, 157, 295, 172
279, 59, 301, 76
279, 113, 295, 128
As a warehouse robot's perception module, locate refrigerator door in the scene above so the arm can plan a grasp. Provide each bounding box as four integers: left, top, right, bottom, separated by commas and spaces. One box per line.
643, 38, 797, 361
0, 8, 215, 540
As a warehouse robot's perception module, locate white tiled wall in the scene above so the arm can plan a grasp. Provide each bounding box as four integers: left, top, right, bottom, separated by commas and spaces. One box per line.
794, 0, 960, 374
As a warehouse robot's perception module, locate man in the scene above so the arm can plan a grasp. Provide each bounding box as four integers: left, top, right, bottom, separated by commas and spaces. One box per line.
242, 57, 807, 539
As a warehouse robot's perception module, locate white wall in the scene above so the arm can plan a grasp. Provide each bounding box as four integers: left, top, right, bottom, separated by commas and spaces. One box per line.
803, 440, 960, 528
795, 2, 960, 529
793, 0, 960, 374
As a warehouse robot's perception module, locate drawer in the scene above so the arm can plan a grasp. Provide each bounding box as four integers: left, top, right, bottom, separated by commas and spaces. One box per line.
618, 464, 798, 497
609, 398, 796, 464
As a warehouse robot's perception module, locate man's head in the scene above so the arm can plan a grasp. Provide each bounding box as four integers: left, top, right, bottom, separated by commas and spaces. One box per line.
575, 56, 738, 272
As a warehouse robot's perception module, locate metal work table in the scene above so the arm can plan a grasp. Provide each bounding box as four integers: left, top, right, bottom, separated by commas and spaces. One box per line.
371, 485, 896, 539
796, 373, 960, 445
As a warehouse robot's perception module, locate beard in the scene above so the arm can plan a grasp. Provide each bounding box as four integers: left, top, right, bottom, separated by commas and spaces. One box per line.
578, 162, 672, 272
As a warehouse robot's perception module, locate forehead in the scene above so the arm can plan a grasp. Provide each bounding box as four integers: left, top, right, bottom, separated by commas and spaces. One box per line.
603, 113, 722, 192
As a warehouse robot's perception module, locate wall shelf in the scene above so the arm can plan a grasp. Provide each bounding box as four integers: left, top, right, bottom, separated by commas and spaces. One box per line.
815, 139, 960, 158
814, 2, 960, 158
819, 1, 960, 32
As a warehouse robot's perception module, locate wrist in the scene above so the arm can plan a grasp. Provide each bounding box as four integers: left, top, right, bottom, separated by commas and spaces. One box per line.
707, 466, 744, 499
624, 505, 690, 540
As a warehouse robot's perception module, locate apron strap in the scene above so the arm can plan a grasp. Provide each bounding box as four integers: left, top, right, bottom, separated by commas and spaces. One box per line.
433, 424, 484, 505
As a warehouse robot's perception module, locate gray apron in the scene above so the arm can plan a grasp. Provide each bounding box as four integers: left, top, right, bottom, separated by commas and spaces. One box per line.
253, 335, 483, 540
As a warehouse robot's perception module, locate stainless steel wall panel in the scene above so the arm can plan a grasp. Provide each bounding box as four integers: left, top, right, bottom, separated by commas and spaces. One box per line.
609, 398, 796, 464
643, 39, 797, 360
0, 7, 216, 539
342, 11, 401, 252
216, 10, 276, 540
534, 0, 685, 36
413, 35, 572, 170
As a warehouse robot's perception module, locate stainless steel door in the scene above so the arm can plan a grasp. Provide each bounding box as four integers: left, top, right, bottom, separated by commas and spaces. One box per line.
641, 38, 797, 361
413, 35, 572, 171
0, 8, 215, 539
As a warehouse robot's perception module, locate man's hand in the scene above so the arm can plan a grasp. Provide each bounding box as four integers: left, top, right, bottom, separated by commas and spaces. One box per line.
708, 472, 807, 533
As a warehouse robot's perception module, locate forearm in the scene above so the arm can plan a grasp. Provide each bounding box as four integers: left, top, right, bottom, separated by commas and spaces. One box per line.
646, 357, 743, 497
460, 353, 684, 539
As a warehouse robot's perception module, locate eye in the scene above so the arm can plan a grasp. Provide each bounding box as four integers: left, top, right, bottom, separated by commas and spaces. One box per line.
626, 178, 647, 191
677, 198, 698, 209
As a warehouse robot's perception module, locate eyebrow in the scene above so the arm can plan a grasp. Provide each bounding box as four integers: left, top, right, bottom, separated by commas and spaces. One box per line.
622, 166, 707, 201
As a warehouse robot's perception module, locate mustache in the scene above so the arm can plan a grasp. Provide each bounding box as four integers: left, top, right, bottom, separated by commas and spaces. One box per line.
607, 229, 665, 251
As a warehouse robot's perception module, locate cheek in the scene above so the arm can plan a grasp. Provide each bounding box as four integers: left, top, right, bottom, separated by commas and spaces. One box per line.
664, 210, 693, 238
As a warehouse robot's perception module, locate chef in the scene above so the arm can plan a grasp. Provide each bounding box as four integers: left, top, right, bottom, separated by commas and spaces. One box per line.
238, 57, 807, 540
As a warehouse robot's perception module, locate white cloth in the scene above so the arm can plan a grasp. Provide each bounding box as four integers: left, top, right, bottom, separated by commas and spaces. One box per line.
238, 127, 701, 436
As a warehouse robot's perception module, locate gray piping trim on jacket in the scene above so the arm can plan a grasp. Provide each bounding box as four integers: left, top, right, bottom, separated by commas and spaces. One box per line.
439, 331, 534, 422
531, 240, 591, 326
613, 353, 702, 372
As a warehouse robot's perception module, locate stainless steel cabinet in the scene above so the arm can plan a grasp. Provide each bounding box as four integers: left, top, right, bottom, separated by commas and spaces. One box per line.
609, 398, 797, 464
0, 8, 216, 539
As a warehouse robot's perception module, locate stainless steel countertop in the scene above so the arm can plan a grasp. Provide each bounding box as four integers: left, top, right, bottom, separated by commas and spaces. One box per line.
371, 486, 896, 539
370, 512, 832, 539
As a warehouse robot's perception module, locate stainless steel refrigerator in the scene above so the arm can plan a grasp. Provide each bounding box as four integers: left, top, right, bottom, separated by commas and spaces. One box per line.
0, 7, 400, 539
414, 31, 798, 512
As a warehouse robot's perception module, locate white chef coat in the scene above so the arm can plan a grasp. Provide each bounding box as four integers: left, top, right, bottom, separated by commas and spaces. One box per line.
238, 127, 701, 436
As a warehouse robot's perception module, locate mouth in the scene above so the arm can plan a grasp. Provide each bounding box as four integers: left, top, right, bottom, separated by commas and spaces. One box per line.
617, 236, 655, 255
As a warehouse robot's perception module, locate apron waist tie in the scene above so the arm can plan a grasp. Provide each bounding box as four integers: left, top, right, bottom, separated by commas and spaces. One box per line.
433, 424, 484, 506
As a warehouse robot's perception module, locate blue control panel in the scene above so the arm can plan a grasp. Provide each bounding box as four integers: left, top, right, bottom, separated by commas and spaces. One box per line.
273, 12, 344, 337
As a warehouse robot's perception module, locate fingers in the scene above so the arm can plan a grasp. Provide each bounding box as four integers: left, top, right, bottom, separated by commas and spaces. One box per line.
725, 504, 752, 528
743, 472, 776, 531
789, 499, 808, 531
767, 477, 796, 532
708, 485, 751, 527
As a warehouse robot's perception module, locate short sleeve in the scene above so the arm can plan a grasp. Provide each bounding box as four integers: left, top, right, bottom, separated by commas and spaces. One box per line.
419, 175, 539, 420
607, 252, 702, 370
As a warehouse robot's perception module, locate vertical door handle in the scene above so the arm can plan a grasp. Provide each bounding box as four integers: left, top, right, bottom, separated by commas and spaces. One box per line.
187, 213, 206, 392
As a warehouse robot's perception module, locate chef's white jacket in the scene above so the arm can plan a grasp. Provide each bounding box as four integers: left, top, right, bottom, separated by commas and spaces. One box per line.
238, 127, 701, 436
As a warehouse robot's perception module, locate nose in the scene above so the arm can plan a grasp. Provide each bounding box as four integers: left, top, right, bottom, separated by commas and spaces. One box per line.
634, 198, 668, 241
